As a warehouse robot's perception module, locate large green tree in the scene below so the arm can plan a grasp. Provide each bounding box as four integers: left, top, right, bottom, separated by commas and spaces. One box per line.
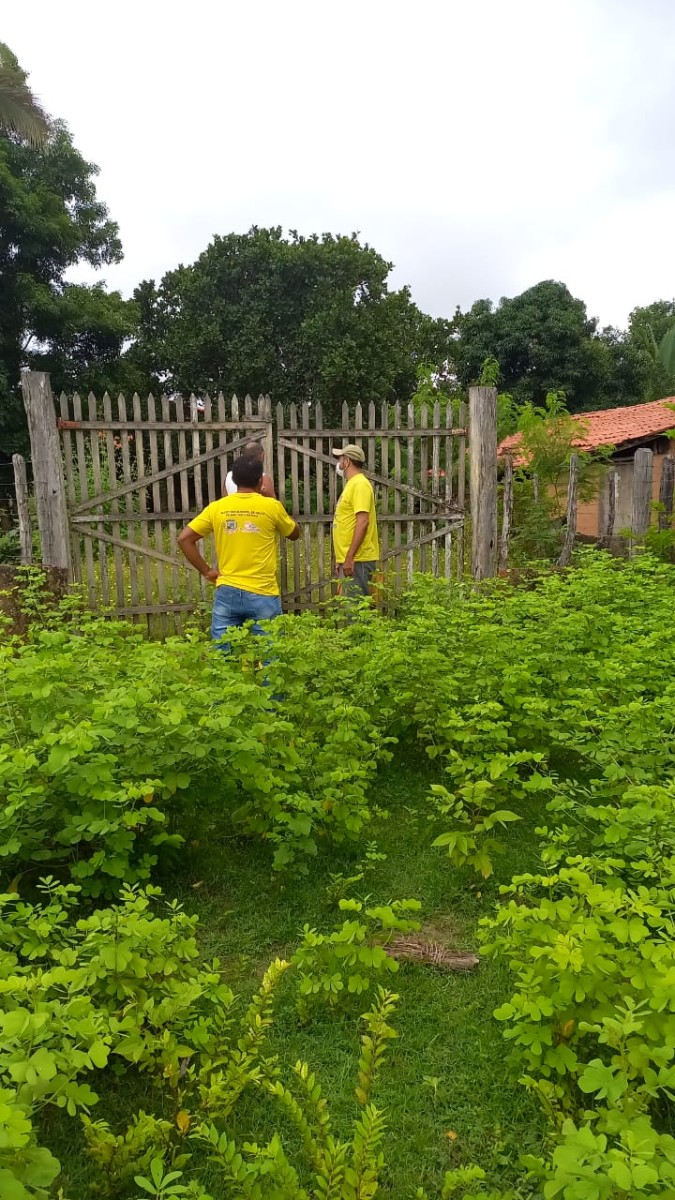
128, 227, 451, 421
451, 280, 649, 413
0, 65, 137, 452
624, 300, 675, 401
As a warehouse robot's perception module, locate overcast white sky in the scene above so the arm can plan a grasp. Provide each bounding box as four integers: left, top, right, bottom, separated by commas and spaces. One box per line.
5, 0, 675, 328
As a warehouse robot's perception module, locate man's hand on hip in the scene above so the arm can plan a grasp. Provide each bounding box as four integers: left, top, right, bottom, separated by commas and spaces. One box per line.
203, 568, 219, 583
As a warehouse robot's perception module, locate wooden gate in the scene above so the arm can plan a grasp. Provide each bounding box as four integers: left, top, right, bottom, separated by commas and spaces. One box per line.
49, 384, 468, 631
58, 391, 272, 633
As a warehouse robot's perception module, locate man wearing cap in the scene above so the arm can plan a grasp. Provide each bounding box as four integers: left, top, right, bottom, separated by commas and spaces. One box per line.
331, 444, 379, 598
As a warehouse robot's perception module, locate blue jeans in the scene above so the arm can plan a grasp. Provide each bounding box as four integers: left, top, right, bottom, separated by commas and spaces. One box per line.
211, 585, 283, 652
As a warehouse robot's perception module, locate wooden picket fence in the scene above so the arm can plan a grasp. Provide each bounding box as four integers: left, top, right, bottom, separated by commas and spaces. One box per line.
14, 373, 495, 634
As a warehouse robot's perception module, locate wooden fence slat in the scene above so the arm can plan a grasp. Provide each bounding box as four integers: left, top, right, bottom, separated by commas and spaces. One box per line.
289, 403, 301, 608
204, 396, 216, 503
406, 403, 415, 586
190, 397, 207, 606
162, 394, 181, 618
216, 392, 227, 499
59, 394, 80, 581
379, 402, 389, 608
393, 404, 402, 593
73, 393, 99, 602
354, 401, 363, 453
132, 393, 154, 627
12, 454, 32, 564
431, 399, 440, 577
302, 400, 312, 592
419, 402, 429, 574
275, 404, 288, 597
368, 403, 377, 475
176, 396, 197, 609
102, 392, 125, 610
444, 400, 453, 579
117, 393, 139, 616
456, 400, 467, 579
314, 402, 326, 604
147, 394, 167, 636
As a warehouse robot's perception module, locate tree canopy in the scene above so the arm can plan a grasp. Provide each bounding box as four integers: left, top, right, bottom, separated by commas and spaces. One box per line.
0, 61, 137, 452
128, 227, 452, 423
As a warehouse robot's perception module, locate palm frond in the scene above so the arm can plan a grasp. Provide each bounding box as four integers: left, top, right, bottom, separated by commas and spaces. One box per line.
0, 43, 50, 146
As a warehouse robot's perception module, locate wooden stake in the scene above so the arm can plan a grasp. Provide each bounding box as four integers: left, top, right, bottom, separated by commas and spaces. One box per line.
12, 454, 32, 564
557, 454, 579, 568
604, 468, 619, 544
498, 455, 513, 571
658, 455, 675, 530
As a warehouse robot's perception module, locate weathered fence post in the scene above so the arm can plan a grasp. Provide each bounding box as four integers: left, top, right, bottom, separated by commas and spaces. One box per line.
469, 385, 498, 580
11, 454, 32, 564
603, 468, 619, 545
631, 447, 653, 551
20, 371, 70, 571
658, 455, 675, 530
557, 454, 579, 568
498, 455, 513, 572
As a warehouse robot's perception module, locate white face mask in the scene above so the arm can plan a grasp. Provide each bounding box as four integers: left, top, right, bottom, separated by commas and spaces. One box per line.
336, 461, 346, 478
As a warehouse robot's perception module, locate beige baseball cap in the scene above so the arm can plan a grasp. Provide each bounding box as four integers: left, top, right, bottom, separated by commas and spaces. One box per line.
332, 444, 365, 464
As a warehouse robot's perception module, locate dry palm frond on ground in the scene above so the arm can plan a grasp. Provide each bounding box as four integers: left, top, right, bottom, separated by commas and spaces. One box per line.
386, 934, 479, 972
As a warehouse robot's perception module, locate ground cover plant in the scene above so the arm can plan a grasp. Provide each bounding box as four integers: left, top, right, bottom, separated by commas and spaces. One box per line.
2, 550, 675, 1198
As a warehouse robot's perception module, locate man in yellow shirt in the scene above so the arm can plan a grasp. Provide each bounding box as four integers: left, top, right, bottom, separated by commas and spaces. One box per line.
178, 455, 299, 648
331, 444, 379, 598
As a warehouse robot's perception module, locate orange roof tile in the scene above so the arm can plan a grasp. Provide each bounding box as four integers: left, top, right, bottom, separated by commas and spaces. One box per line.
498, 398, 675, 466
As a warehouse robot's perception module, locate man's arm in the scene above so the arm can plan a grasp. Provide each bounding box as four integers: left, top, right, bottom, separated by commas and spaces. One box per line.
342, 512, 369, 576
288, 521, 301, 542
178, 527, 219, 582
261, 472, 276, 499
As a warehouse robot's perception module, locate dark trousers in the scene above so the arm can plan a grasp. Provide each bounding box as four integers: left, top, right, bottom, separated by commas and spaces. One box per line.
336, 561, 376, 598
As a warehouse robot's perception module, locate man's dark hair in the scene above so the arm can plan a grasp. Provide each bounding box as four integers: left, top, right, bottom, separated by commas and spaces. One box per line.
232, 455, 263, 489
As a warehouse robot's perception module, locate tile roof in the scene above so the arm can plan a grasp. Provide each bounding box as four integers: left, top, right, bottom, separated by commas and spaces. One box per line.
498, 398, 675, 465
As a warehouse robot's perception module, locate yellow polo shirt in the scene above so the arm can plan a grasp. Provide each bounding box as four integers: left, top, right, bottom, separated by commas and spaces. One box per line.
189, 494, 296, 596
332, 473, 379, 564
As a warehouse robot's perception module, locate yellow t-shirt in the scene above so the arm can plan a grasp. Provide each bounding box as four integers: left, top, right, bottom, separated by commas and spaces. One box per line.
189, 493, 296, 596
332, 473, 379, 564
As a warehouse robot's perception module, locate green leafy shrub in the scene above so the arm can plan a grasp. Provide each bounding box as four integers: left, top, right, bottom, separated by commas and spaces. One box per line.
291, 899, 421, 1018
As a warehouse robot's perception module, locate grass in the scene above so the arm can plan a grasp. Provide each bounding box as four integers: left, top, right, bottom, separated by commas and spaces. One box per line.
46, 756, 547, 1199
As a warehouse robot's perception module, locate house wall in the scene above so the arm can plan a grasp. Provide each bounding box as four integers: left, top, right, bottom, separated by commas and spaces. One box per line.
577, 439, 675, 538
